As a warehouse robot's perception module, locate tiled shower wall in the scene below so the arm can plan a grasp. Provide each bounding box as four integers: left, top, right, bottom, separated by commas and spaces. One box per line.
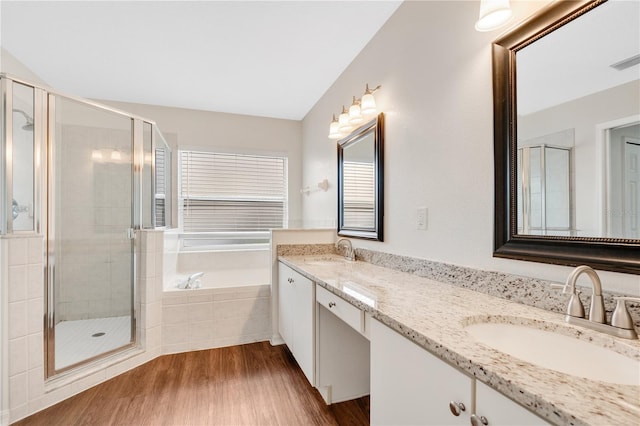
2, 230, 163, 424
56, 125, 132, 321
2, 228, 277, 423
4, 236, 45, 422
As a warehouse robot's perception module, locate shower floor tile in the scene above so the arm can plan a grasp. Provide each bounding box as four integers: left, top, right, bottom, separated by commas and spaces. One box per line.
55, 316, 132, 370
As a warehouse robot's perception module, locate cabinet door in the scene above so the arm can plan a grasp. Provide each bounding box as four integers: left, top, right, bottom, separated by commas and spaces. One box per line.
277, 262, 294, 347
475, 381, 549, 426
292, 269, 314, 384
371, 319, 471, 426
277, 262, 315, 385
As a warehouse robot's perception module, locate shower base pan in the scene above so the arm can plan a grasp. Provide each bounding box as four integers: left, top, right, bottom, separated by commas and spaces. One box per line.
55, 315, 132, 370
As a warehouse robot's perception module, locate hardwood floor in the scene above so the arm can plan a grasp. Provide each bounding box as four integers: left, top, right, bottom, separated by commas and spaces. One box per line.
15, 342, 369, 426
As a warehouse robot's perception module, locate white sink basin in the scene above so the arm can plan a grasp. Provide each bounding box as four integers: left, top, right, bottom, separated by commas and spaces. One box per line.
465, 320, 640, 386
303, 257, 350, 266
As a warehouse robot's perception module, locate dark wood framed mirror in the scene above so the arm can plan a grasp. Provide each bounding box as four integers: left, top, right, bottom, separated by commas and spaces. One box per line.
493, 0, 640, 274
338, 113, 384, 241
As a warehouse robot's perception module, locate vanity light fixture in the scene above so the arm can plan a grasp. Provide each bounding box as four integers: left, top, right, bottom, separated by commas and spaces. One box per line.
329, 114, 341, 139
360, 84, 380, 115
475, 0, 512, 32
338, 105, 353, 134
348, 96, 364, 125
327, 83, 381, 140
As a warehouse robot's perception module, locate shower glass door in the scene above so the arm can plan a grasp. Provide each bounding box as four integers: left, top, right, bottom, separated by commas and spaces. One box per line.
48, 95, 135, 374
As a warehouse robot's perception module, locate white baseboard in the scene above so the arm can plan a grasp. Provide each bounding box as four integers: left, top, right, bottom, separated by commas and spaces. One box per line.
270, 334, 285, 346
1, 409, 10, 426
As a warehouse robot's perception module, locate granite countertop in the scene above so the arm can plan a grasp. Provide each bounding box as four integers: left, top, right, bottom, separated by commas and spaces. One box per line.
278, 254, 640, 426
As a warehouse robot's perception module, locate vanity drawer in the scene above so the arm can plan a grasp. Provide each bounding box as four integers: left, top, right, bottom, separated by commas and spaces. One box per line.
316, 285, 363, 333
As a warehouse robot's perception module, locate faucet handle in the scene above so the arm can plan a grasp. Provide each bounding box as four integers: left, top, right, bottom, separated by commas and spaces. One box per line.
612, 297, 640, 330
551, 284, 585, 318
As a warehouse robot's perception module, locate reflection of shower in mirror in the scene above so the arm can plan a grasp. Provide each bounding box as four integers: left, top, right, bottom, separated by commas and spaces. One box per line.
13, 108, 34, 131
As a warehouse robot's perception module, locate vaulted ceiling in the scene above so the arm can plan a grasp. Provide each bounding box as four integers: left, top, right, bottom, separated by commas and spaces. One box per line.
1, 1, 402, 120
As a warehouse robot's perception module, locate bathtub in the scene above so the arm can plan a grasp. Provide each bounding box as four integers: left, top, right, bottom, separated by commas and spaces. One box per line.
161, 236, 272, 353
165, 267, 270, 291
163, 233, 271, 291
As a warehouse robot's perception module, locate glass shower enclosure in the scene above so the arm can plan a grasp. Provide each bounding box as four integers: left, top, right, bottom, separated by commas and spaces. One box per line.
517, 144, 573, 236
49, 96, 136, 372
1, 74, 171, 378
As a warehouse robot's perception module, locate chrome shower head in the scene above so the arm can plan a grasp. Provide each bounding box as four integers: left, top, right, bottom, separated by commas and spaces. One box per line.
13, 108, 34, 131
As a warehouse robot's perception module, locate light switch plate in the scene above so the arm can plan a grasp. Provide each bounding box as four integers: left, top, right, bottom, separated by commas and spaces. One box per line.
417, 207, 427, 230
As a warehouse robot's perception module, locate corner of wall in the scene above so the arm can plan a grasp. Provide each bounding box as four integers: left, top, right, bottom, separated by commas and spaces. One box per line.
0, 48, 49, 87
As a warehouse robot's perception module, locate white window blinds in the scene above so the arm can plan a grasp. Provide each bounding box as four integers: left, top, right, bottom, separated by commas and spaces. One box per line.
343, 161, 375, 228
180, 150, 287, 233
154, 148, 167, 227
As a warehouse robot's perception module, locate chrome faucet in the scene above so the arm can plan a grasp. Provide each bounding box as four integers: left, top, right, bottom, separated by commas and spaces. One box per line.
553, 265, 638, 339
335, 238, 355, 261
177, 272, 204, 289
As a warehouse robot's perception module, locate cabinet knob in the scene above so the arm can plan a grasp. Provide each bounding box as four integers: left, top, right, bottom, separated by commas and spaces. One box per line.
328, 302, 336, 308
470, 414, 488, 426
449, 401, 466, 416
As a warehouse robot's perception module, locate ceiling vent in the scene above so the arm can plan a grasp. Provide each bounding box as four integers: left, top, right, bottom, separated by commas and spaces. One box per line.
610, 54, 640, 71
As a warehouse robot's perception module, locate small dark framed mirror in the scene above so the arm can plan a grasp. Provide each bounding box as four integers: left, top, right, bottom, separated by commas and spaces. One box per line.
338, 113, 384, 241
493, 0, 640, 273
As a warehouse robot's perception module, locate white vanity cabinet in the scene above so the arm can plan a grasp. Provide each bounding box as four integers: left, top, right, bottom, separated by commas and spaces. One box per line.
278, 262, 315, 385
371, 319, 549, 426
371, 318, 472, 425
474, 381, 549, 426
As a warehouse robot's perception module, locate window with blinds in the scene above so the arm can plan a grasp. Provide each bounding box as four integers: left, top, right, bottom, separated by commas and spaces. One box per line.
342, 161, 375, 228
154, 148, 167, 227
179, 150, 287, 248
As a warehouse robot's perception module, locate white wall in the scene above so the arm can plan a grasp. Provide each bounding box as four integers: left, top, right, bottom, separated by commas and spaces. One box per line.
98, 100, 304, 229
300, 0, 640, 295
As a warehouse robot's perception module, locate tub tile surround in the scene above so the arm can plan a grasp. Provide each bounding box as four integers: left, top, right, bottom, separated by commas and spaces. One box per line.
278, 248, 640, 425
162, 285, 271, 354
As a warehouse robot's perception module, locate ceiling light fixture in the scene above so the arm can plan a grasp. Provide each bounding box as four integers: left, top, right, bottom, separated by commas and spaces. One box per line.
328, 84, 381, 140
475, 0, 513, 32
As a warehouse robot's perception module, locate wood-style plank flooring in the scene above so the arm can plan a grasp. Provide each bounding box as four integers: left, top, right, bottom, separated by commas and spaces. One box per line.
15, 342, 369, 426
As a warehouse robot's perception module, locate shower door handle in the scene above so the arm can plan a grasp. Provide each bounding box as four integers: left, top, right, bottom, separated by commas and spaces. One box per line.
127, 228, 135, 240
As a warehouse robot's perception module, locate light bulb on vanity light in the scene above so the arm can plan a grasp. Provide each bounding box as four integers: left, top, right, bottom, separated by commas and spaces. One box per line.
328, 114, 342, 140
348, 96, 364, 125
91, 150, 103, 161
475, 0, 512, 32
360, 84, 380, 116
338, 106, 352, 134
